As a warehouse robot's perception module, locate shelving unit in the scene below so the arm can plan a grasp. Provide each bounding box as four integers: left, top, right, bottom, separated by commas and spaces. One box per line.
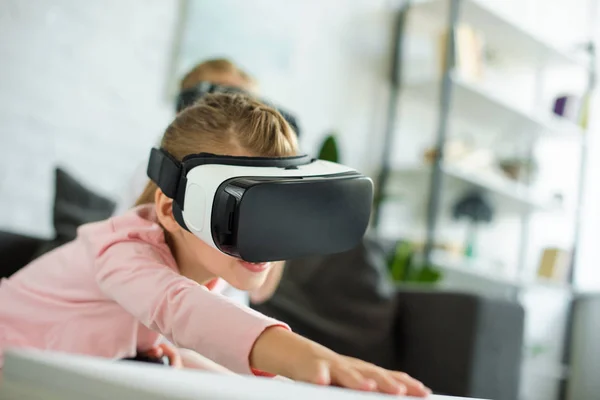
372, 1, 595, 399
404, 73, 584, 138
431, 250, 521, 287
431, 250, 575, 292
409, 0, 588, 68
373, 0, 593, 285
390, 164, 552, 210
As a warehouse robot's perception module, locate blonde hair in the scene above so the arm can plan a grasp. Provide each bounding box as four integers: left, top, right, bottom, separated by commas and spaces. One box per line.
180, 58, 256, 91
135, 92, 298, 206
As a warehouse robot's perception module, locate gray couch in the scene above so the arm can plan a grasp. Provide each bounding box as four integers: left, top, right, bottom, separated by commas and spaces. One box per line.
253, 236, 525, 399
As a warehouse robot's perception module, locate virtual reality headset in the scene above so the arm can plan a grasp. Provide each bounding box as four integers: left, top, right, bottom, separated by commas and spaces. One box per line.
147, 148, 373, 262
175, 82, 301, 137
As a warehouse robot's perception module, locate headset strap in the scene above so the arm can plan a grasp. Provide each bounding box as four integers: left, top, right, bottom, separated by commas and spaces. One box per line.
147, 148, 187, 208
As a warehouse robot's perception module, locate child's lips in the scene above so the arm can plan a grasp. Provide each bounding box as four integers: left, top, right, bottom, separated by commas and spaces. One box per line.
239, 261, 270, 273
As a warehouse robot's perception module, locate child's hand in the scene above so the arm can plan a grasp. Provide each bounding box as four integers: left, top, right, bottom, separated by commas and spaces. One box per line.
250, 327, 431, 397
143, 343, 183, 368
289, 355, 430, 396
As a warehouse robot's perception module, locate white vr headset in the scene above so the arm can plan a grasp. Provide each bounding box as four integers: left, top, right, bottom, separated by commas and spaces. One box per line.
147, 148, 373, 262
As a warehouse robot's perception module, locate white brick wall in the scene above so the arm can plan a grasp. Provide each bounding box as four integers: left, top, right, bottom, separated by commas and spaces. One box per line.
0, 0, 396, 239
0, 0, 177, 237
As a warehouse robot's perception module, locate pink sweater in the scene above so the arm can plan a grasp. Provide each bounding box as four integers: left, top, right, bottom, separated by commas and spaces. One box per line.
0, 205, 285, 373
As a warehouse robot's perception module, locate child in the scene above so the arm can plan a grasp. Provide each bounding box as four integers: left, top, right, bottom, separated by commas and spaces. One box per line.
0, 93, 430, 397
114, 58, 284, 307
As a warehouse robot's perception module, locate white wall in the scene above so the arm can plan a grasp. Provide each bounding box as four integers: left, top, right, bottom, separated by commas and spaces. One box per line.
0, 0, 397, 239
0, 0, 178, 237
175, 0, 395, 175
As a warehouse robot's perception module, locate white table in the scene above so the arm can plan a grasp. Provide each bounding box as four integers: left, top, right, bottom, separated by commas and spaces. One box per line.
0, 349, 488, 400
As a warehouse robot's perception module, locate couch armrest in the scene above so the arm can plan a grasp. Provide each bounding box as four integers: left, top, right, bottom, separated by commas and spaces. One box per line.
0, 231, 45, 278
393, 290, 524, 400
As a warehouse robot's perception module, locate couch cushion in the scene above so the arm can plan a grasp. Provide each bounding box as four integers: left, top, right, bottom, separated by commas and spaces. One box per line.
34, 167, 115, 256
0, 231, 45, 278
394, 291, 525, 399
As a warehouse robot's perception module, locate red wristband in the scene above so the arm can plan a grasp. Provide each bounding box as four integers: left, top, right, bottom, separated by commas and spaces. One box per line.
251, 368, 277, 377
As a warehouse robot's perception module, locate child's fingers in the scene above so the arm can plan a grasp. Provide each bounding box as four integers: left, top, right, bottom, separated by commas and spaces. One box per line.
294, 360, 331, 386
390, 371, 431, 397
358, 367, 405, 395
144, 346, 163, 359
330, 365, 376, 392
341, 357, 430, 397
313, 361, 331, 386
158, 343, 183, 368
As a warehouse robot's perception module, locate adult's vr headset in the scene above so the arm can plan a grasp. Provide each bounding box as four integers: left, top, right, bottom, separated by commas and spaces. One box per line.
175, 82, 301, 137
147, 148, 373, 262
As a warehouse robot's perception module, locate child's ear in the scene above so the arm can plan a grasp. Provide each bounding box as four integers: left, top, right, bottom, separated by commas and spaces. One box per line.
154, 189, 181, 234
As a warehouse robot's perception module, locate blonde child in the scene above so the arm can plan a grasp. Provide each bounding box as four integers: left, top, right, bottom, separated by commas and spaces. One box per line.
0, 93, 430, 397
115, 58, 283, 307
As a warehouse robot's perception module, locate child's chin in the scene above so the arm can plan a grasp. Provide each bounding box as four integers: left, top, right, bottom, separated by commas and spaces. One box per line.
227, 271, 268, 292
238, 276, 267, 292
238, 260, 270, 274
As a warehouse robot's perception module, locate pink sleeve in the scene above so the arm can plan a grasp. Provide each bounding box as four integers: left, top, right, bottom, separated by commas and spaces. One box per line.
94, 239, 288, 375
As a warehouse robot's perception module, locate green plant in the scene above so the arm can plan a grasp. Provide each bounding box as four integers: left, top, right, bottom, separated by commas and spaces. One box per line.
388, 241, 443, 284
452, 191, 494, 259
317, 133, 339, 163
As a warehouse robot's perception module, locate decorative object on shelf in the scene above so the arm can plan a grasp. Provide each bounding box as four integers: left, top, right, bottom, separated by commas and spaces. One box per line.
578, 89, 593, 130
317, 132, 339, 163
439, 24, 486, 81
424, 139, 497, 173
423, 139, 472, 164
552, 94, 582, 122
536, 247, 571, 283
388, 241, 442, 284
498, 157, 538, 182
452, 191, 494, 259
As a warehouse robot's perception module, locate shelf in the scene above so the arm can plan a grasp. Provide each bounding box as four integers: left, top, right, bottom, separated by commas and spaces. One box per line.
431, 250, 521, 287
390, 164, 552, 210
410, 0, 589, 69
404, 73, 584, 138
522, 360, 570, 381
431, 251, 573, 291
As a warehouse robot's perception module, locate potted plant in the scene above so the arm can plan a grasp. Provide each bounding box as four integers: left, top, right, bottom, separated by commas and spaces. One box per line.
317, 133, 339, 163
452, 191, 494, 259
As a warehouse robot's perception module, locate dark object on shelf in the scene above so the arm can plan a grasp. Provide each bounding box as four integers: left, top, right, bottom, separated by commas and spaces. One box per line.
453, 191, 493, 223
452, 191, 494, 258
553, 94, 581, 122
253, 236, 524, 400
317, 133, 339, 163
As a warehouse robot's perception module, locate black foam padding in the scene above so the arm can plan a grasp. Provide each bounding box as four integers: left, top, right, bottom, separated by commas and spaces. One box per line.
225, 175, 373, 262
